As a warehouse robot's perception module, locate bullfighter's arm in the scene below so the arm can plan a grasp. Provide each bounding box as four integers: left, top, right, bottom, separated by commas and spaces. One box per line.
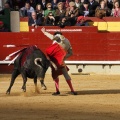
41, 27, 54, 40
64, 48, 73, 60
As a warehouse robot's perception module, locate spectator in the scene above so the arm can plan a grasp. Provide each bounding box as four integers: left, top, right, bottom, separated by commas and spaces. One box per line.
57, 16, 71, 28
0, 2, 13, 15
79, 0, 90, 17
55, 2, 66, 23
95, 0, 111, 18
89, 0, 99, 16
26, 0, 37, 9
76, 16, 89, 26
45, 12, 56, 25
65, 1, 79, 17
20, 2, 35, 17
35, 4, 44, 18
51, 0, 59, 10
111, 1, 120, 17
28, 11, 42, 26
75, 0, 82, 9
44, 3, 55, 17
107, 0, 113, 10
37, 0, 47, 10
65, 2, 79, 25
0, 21, 9, 32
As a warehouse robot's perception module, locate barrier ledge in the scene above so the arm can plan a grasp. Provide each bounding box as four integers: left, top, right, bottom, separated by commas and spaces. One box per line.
1, 61, 120, 65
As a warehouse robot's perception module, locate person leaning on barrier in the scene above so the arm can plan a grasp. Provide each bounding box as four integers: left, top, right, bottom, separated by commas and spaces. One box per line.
44, 12, 56, 26
20, 2, 35, 17
28, 11, 42, 27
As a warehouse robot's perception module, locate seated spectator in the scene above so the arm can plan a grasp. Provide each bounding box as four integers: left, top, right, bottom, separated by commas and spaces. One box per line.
44, 3, 55, 17
79, 0, 90, 17
65, 2, 79, 25
0, 21, 9, 32
55, 2, 66, 23
0, 2, 13, 15
26, 0, 37, 9
51, 0, 59, 10
37, 0, 47, 10
75, 0, 82, 9
95, 0, 111, 18
28, 11, 42, 26
76, 16, 89, 26
104, 0, 113, 10
89, 0, 99, 16
35, 4, 44, 18
57, 16, 71, 28
111, 1, 120, 17
45, 12, 56, 26
66, 2, 79, 17
20, 2, 35, 17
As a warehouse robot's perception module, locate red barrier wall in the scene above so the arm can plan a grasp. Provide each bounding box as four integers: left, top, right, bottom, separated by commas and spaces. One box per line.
0, 26, 120, 73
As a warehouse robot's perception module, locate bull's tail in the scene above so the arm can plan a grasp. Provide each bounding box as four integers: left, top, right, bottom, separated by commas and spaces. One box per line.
34, 58, 42, 68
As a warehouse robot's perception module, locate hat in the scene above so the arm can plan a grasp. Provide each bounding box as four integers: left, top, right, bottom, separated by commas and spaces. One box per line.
69, 2, 75, 7
83, 0, 89, 4
77, 16, 84, 22
0, 21, 3, 25
57, 2, 63, 6
46, 3, 52, 8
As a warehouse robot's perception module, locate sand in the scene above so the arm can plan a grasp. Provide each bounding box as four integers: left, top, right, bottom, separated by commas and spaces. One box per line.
0, 74, 120, 120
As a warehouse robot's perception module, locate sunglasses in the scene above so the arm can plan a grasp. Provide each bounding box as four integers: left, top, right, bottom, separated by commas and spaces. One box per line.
48, 7, 51, 8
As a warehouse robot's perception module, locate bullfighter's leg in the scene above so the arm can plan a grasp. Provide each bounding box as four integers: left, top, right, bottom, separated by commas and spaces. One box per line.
21, 72, 27, 92
62, 67, 77, 95
6, 69, 20, 94
52, 77, 60, 95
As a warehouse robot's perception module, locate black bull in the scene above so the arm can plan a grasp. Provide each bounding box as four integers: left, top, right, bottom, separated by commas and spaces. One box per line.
6, 46, 50, 94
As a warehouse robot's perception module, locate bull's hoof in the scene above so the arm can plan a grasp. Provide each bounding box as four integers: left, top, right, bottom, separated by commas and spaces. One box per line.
23, 89, 26, 92
21, 86, 26, 92
6, 90, 10, 95
41, 85, 47, 90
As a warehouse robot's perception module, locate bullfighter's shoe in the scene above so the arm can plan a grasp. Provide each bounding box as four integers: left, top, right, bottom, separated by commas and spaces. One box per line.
70, 91, 77, 95
52, 91, 60, 96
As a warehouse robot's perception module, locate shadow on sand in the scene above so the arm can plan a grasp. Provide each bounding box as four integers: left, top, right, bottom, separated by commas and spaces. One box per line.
74, 89, 120, 95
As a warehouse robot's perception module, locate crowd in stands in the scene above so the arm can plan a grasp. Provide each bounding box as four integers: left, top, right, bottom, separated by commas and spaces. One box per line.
0, 0, 120, 29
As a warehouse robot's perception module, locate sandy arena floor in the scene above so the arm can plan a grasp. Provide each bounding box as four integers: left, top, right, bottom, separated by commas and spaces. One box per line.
0, 74, 120, 120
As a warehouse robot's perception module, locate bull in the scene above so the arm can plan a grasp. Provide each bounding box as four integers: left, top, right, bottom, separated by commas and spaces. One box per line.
6, 45, 50, 94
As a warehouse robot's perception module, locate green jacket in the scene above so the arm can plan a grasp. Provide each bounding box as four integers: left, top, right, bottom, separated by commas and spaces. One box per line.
44, 9, 55, 17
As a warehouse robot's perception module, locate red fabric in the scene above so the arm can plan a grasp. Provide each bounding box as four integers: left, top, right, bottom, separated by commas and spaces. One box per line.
46, 43, 66, 68
46, 43, 69, 79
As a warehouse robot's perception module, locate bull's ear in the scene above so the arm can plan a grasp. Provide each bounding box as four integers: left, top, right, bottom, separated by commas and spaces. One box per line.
34, 58, 42, 68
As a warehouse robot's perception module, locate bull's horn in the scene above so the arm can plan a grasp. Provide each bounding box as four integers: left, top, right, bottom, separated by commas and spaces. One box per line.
34, 58, 42, 68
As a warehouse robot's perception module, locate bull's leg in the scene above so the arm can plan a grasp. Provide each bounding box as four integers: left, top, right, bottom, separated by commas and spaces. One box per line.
38, 78, 47, 90
21, 72, 27, 92
33, 77, 39, 93
6, 69, 20, 94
